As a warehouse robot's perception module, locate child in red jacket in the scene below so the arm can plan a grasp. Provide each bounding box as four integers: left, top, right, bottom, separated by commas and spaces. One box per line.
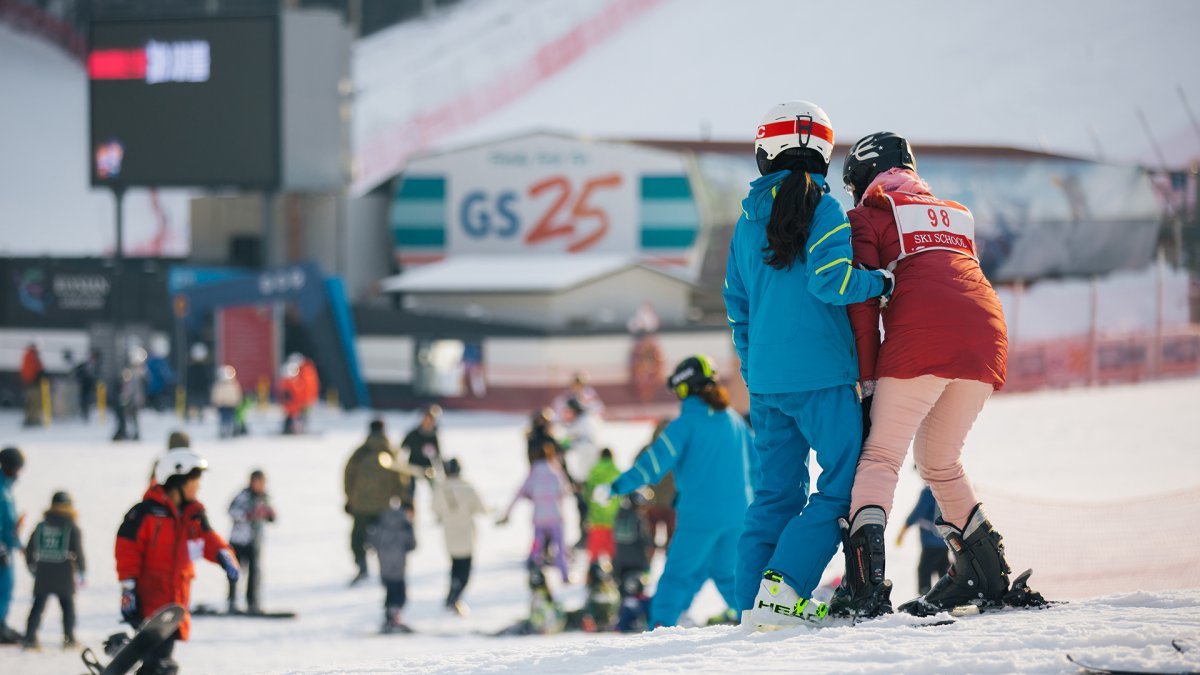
115, 431, 239, 674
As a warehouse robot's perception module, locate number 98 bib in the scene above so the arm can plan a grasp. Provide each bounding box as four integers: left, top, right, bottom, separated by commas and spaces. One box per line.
883, 191, 977, 270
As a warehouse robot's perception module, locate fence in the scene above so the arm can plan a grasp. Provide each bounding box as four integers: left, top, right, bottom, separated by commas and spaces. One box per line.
975, 486, 1200, 599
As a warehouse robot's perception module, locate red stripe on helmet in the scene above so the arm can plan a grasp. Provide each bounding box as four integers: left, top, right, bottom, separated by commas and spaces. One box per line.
755, 118, 834, 145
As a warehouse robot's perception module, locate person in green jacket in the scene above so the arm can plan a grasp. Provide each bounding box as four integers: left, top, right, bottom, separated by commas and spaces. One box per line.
584, 449, 622, 562
344, 419, 415, 585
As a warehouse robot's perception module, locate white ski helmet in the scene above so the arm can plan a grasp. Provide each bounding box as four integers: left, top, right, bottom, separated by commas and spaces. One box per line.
154, 447, 209, 485
754, 100, 835, 175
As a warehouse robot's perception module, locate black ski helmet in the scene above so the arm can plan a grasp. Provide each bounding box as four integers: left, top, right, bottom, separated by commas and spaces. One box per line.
52, 491, 72, 506
667, 355, 717, 400
843, 132, 917, 202
0, 446, 24, 477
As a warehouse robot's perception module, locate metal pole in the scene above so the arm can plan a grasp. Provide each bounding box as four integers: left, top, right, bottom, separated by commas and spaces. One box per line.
112, 186, 126, 378
1089, 276, 1099, 387
262, 190, 276, 269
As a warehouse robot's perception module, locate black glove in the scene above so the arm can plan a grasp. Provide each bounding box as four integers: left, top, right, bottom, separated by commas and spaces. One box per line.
861, 395, 874, 440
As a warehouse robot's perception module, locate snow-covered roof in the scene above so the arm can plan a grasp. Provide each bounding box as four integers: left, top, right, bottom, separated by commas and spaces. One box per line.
352, 0, 1200, 193
378, 255, 692, 294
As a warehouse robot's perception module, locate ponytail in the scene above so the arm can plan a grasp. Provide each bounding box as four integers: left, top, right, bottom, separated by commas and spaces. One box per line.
697, 382, 730, 412
763, 171, 822, 270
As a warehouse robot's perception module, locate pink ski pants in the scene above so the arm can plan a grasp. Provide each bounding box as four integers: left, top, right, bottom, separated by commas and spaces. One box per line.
850, 375, 993, 529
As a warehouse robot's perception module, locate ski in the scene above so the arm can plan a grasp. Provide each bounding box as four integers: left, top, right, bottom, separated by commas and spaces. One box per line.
754, 612, 956, 632
1066, 653, 1200, 675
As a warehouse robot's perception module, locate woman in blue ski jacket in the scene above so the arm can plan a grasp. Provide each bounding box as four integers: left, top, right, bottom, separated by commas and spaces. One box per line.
724, 101, 895, 627
610, 355, 754, 628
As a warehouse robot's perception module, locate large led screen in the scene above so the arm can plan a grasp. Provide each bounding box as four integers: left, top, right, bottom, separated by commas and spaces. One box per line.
89, 16, 279, 188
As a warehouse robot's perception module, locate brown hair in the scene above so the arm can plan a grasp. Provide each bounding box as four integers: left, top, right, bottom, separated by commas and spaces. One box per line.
698, 383, 731, 412
530, 441, 557, 463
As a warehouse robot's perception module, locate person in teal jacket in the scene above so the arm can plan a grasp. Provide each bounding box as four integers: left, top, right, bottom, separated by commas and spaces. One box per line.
611, 356, 755, 627
725, 101, 894, 626
1, 447, 25, 643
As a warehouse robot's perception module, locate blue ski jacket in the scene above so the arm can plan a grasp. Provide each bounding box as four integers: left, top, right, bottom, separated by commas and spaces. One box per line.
723, 171, 888, 394
612, 396, 755, 529
1, 475, 19, 553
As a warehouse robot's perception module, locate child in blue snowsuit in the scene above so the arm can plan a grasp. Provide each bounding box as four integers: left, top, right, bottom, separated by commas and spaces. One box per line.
725, 101, 894, 621
611, 356, 755, 627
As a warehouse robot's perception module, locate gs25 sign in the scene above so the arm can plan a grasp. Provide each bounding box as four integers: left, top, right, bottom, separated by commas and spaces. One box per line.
459, 173, 622, 254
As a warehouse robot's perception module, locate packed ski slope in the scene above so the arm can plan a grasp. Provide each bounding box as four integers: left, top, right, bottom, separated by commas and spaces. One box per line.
4, 378, 1200, 674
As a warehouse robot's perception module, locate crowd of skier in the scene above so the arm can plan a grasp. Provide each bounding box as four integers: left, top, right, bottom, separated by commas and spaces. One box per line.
0, 99, 1048, 672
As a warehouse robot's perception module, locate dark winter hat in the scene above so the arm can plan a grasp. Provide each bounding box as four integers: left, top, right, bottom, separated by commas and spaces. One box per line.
51, 491, 72, 506
586, 559, 613, 588
167, 430, 191, 449
250, 469, 266, 482
0, 446, 24, 476
443, 458, 462, 476
369, 418, 385, 434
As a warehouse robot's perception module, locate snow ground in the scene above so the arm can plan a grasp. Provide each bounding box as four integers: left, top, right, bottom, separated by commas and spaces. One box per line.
3, 378, 1199, 673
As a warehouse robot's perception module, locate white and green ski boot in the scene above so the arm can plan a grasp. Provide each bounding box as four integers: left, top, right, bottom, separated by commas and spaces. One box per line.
749, 570, 829, 628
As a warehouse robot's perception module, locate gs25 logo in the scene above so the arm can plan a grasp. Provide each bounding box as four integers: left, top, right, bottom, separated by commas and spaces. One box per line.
459, 174, 621, 253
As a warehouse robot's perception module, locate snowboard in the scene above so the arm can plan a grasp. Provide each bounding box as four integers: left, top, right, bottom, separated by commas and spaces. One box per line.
81, 603, 184, 675
192, 603, 297, 619
1065, 653, 1199, 675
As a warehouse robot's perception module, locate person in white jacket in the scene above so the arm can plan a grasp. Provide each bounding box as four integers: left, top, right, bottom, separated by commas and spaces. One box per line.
430, 458, 486, 615
210, 366, 243, 439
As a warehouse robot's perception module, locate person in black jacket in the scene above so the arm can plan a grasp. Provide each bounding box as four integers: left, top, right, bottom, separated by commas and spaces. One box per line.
22, 491, 85, 649
400, 406, 443, 479
526, 408, 563, 465
185, 344, 213, 422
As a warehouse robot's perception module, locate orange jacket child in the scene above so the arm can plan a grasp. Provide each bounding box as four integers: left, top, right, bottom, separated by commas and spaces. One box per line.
115, 440, 238, 643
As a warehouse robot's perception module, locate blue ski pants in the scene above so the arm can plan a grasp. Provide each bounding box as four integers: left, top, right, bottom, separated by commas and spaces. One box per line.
650, 524, 740, 627
0, 560, 13, 626
736, 386, 863, 610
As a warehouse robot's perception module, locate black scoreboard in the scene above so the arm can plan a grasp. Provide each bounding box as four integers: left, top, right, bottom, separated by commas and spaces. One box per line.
89, 16, 280, 188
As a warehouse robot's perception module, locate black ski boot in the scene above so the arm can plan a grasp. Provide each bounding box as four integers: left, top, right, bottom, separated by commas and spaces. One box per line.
830, 506, 893, 619
899, 503, 1013, 616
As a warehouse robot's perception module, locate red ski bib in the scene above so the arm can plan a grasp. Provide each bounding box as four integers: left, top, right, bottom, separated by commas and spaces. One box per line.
883, 191, 977, 269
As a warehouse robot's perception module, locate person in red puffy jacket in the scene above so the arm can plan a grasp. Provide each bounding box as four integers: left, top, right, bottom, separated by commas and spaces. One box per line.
834, 133, 1036, 619
115, 431, 239, 674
